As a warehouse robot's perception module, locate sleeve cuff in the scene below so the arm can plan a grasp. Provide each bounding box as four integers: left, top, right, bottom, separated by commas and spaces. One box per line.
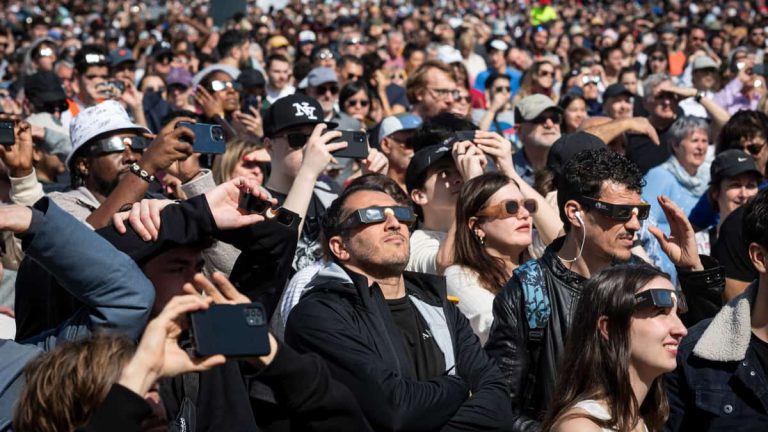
180, 169, 215, 198
9, 169, 45, 207
677, 255, 724, 288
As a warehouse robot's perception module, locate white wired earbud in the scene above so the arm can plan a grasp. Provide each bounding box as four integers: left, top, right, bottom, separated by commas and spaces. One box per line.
561, 210, 587, 263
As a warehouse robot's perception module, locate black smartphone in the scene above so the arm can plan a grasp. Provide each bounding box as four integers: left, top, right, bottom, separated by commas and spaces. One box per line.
239, 194, 301, 228
0, 120, 14, 145
108, 80, 126, 93
241, 94, 262, 113
331, 130, 369, 159
455, 130, 475, 142
189, 303, 271, 357
177, 122, 226, 154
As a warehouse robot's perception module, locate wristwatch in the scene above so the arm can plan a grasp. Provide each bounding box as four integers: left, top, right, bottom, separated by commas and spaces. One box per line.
129, 162, 157, 183
694, 90, 704, 103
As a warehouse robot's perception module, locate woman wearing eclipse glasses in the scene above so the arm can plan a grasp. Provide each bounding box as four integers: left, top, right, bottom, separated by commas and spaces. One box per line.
444, 172, 540, 344
542, 264, 687, 432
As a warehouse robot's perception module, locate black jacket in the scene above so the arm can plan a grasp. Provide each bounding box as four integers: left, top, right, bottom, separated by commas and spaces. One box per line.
484, 237, 724, 432
79, 343, 371, 432
284, 263, 513, 431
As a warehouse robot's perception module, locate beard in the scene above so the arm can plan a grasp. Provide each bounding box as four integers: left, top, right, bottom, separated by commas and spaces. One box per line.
348, 234, 410, 279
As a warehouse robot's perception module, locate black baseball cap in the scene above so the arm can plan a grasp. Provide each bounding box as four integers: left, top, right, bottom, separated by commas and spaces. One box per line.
710, 149, 762, 184
405, 143, 453, 192
263, 94, 337, 137
237, 68, 266, 89
603, 83, 634, 100
24, 71, 67, 105
546, 132, 606, 179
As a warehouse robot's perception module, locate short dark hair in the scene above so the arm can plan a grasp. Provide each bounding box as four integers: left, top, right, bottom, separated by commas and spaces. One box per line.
402, 43, 425, 62
321, 183, 389, 261
407, 112, 478, 153
484, 71, 511, 92
557, 148, 645, 231
266, 54, 290, 70
618, 66, 638, 82
717, 110, 768, 153
217, 30, 247, 58
744, 188, 768, 249
73, 45, 109, 74
340, 54, 364, 68
339, 81, 372, 110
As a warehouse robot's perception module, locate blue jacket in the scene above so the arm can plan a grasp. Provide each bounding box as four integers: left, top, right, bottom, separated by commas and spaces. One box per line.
0, 199, 154, 430
665, 282, 768, 431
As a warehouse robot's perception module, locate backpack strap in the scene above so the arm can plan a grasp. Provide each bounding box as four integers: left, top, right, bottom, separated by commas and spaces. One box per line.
514, 260, 550, 415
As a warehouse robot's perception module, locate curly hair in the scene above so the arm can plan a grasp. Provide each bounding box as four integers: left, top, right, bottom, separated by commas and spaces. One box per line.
557, 148, 645, 231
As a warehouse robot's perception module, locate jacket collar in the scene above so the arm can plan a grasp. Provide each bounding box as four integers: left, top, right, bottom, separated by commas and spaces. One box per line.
693, 281, 758, 362
542, 237, 588, 290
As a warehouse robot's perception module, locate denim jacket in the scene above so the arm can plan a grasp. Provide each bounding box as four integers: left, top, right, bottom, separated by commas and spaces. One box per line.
665, 282, 768, 431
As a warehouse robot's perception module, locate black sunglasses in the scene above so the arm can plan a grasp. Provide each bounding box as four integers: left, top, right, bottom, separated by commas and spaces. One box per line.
43, 99, 69, 114
316, 84, 339, 95
276, 132, 311, 149
635, 289, 688, 313
530, 112, 562, 125
579, 196, 650, 221
737, 142, 766, 157
342, 206, 416, 230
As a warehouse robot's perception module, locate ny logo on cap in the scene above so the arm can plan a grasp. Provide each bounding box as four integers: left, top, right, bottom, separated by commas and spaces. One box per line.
293, 102, 317, 120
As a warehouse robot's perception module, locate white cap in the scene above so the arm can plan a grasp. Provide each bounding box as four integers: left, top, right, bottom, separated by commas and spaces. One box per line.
489, 39, 509, 52
298, 30, 317, 43
437, 45, 463, 64
67, 100, 150, 168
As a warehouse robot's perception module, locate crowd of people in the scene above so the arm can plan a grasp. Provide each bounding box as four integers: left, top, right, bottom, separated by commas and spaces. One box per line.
2, 0, 768, 430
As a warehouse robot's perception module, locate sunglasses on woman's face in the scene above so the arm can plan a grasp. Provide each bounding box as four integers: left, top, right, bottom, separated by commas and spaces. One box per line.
477, 199, 538, 219
208, 80, 242, 92
345, 98, 369, 108
635, 289, 688, 313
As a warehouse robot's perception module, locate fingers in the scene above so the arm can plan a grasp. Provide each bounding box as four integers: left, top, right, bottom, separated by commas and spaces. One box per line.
192, 273, 226, 303
128, 202, 152, 241
112, 211, 130, 234
211, 272, 250, 304
647, 225, 668, 246
190, 354, 227, 370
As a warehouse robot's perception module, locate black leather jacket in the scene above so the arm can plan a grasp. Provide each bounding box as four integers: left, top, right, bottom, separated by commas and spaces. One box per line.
484, 237, 725, 432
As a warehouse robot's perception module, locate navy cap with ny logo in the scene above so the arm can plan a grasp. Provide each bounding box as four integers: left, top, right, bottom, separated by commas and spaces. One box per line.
263, 94, 338, 137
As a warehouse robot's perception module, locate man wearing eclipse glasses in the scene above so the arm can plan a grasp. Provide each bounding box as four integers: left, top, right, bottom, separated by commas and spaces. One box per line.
486, 148, 725, 431
285, 182, 513, 430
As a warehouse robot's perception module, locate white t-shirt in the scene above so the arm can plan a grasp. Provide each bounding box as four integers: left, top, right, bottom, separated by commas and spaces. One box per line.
443, 265, 496, 345
406, 229, 446, 275
266, 84, 296, 104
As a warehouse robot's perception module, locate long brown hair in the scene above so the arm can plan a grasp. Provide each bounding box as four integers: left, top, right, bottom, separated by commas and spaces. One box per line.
541, 264, 672, 432
453, 172, 523, 294
14, 334, 135, 432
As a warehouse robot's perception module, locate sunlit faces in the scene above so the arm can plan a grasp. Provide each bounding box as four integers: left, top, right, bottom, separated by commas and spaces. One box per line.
715, 172, 760, 218
629, 276, 688, 379
334, 191, 411, 276
267, 58, 292, 90
414, 158, 463, 213
142, 246, 206, 318
266, 124, 315, 179
416, 67, 457, 117
473, 182, 534, 254
672, 129, 709, 174
563, 98, 587, 131
646, 81, 678, 121
604, 95, 633, 120
582, 181, 644, 263
518, 108, 562, 148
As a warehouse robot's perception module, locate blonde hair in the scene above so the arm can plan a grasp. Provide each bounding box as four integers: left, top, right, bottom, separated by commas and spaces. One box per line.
212, 138, 264, 185
14, 334, 135, 432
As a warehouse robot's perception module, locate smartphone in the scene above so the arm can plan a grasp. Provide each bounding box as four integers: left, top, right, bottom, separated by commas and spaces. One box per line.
177, 122, 226, 154
241, 94, 262, 114
331, 130, 369, 159
189, 303, 271, 357
0, 120, 14, 145
455, 130, 475, 142
239, 194, 301, 228
108, 80, 125, 93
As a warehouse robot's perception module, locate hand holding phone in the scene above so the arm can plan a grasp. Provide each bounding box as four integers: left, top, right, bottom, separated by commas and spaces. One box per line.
177, 121, 226, 154
189, 303, 271, 357
239, 194, 300, 229
0, 120, 15, 145
330, 130, 369, 159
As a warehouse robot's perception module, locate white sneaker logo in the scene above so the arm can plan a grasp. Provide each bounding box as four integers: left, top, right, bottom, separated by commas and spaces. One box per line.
738, 157, 749, 162
293, 102, 318, 120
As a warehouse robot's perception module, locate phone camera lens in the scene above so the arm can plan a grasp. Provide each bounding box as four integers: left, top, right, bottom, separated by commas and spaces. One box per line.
212, 126, 224, 141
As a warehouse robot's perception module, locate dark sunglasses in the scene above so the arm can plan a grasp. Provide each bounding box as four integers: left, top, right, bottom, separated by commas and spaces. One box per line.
342, 206, 416, 230
144, 86, 167, 93
579, 196, 650, 221
477, 199, 538, 219
650, 55, 667, 62
157, 54, 173, 64
737, 142, 766, 156
493, 86, 511, 93
347, 73, 363, 81
88, 135, 149, 155
530, 112, 562, 125
277, 132, 311, 149
43, 99, 69, 113
538, 70, 555, 77
316, 84, 339, 95
635, 289, 688, 314
209, 80, 242, 92
345, 98, 369, 108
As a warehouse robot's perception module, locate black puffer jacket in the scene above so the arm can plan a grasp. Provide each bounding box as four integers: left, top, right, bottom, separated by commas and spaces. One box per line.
484, 237, 724, 432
